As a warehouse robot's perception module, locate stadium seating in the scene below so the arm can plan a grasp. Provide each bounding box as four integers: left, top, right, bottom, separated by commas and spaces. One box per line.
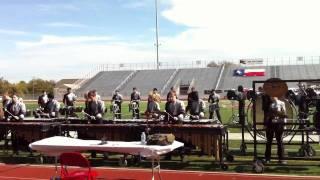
163, 67, 221, 97
119, 69, 175, 96
76, 71, 133, 97
72, 64, 320, 99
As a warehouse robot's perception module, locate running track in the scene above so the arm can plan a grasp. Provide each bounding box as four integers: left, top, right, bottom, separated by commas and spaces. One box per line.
0, 163, 318, 180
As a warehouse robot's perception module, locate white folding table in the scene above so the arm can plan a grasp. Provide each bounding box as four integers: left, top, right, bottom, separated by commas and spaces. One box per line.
29, 136, 184, 180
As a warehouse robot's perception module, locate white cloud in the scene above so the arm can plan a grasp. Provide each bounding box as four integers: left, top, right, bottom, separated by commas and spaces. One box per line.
43, 22, 87, 28
16, 35, 114, 48
2, 35, 156, 82
37, 4, 80, 12
161, 0, 320, 57
0, 29, 27, 35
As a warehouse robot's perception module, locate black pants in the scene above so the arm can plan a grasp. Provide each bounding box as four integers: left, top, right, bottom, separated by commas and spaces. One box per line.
265, 123, 284, 161
209, 109, 221, 122
239, 105, 245, 124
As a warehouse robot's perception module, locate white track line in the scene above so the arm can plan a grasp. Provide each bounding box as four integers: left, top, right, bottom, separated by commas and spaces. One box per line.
0, 176, 47, 180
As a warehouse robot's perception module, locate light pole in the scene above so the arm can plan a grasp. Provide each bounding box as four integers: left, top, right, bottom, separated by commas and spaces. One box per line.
155, 0, 160, 70
32, 78, 35, 100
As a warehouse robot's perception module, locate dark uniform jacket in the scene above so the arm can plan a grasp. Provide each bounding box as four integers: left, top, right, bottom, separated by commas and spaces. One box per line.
85, 100, 104, 116
130, 92, 141, 102
63, 92, 76, 106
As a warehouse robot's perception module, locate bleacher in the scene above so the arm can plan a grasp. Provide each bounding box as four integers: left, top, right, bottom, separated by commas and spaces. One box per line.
76, 70, 133, 97
119, 69, 175, 97
69, 63, 320, 99
163, 67, 221, 97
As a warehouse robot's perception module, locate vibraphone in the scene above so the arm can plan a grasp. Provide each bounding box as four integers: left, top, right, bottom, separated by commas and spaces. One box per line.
0, 120, 61, 153
0, 118, 228, 168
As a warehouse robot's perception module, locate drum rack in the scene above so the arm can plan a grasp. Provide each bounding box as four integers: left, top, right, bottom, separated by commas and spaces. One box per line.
251, 79, 320, 173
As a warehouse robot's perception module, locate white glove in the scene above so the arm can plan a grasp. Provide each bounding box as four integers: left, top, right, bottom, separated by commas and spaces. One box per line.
14, 116, 19, 120
50, 112, 56, 117
96, 113, 102, 119
19, 114, 25, 120
90, 116, 96, 120
199, 112, 205, 118
173, 117, 178, 121
178, 114, 184, 121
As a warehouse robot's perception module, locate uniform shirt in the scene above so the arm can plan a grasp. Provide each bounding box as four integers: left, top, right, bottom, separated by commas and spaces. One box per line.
63, 92, 77, 106
7, 101, 26, 116
152, 93, 161, 103
165, 100, 185, 117
44, 99, 60, 116
38, 94, 48, 108
131, 92, 141, 101
85, 100, 105, 116
270, 99, 286, 115
112, 94, 123, 104
208, 93, 220, 105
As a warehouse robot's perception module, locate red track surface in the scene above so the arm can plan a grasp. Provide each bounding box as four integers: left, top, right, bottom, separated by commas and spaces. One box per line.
0, 163, 319, 180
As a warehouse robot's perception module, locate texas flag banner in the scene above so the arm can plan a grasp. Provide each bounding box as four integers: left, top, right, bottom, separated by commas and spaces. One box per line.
234, 69, 265, 77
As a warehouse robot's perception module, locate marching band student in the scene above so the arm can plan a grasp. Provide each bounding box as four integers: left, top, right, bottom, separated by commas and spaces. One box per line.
165, 91, 185, 122
91, 89, 102, 101
237, 85, 246, 125
265, 96, 287, 164
130, 87, 141, 119
85, 90, 105, 124
208, 89, 221, 122
151, 88, 161, 103
2, 93, 12, 120
5, 94, 26, 121
44, 93, 60, 118
188, 90, 205, 120
38, 90, 48, 109
63, 88, 77, 116
145, 94, 161, 119
166, 86, 177, 101
111, 90, 123, 119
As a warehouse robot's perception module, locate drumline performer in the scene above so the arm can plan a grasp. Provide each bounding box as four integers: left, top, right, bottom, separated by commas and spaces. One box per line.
130, 87, 141, 119
111, 90, 123, 119
237, 85, 246, 125
62, 87, 77, 116
264, 96, 287, 164
145, 94, 161, 119
208, 89, 221, 122
43, 93, 60, 118
151, 88, 161, 103
165, 91, 185, 122
84, 90, 105, 124
38, 90, 48, 109
5, 94, 26, 121
187, 90, 205, 120
186, 87, 197, 113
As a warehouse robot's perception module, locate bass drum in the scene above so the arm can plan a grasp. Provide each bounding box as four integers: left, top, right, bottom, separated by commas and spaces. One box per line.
246, 96, 297, 139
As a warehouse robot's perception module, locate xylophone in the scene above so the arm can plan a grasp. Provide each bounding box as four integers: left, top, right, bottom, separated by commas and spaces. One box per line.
0, 121, 61, 153
0, 118, 226, 163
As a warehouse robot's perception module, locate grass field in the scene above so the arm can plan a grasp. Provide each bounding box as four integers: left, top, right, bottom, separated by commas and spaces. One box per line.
24, 100, 237, 122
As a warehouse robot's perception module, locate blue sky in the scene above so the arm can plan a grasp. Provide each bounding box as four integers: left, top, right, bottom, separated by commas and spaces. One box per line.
1, 0, 320, 82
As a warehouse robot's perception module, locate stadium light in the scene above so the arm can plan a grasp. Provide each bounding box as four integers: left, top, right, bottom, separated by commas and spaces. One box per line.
155, 0, 160, 70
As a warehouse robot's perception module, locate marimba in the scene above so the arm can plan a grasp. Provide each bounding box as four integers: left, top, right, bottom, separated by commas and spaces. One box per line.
0, 118, 227, 164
